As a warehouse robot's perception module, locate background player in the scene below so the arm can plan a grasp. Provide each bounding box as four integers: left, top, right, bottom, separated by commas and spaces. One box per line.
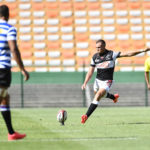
81, 39, 150, 124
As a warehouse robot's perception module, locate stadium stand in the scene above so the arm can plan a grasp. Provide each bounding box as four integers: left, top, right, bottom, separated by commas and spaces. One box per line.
1, 0, 149, 72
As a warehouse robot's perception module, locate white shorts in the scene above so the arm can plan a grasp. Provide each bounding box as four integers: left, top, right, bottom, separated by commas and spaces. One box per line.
93, 78, 113, 93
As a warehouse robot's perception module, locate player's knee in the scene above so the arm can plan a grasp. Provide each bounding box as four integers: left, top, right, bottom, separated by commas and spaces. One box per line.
0, 88, 9, 104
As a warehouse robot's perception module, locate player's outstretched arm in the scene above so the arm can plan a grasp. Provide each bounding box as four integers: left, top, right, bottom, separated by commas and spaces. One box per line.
119, 48, 150, 58
81, 66, 95, 90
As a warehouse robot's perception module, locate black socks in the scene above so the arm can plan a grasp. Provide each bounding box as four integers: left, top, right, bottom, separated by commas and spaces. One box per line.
1, 110, 15, 134
86, 103, 98, 117
106, 93, 115, 100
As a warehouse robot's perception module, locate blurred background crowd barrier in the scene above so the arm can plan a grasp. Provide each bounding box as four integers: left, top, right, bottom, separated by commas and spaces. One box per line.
9, 71, 150, 108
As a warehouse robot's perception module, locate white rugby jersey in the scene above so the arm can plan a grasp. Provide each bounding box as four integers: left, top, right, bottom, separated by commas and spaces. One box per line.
91, 50, 120, 80
0, 19, 17, 68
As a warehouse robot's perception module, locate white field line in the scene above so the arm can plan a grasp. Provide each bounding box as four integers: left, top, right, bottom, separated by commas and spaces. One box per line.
85, 84, 92, 107
0, 137, 137, 143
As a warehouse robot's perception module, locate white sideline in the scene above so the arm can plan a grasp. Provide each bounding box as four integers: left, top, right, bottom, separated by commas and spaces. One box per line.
0, 137, 137, 143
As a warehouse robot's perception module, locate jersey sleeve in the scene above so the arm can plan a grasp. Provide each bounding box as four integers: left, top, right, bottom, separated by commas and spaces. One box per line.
112, 51, 121, 60
7, 26, 17, 41
90, 57, 96, 67
144, 58, 150, 72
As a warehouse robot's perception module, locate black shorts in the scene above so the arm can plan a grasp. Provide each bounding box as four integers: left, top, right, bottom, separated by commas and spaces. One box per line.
0, 68, 11, 88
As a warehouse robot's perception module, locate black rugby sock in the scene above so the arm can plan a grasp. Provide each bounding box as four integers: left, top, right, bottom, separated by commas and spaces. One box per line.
86, 103, 98, 117
1, 110, 15, 134
106, 92, 115, 100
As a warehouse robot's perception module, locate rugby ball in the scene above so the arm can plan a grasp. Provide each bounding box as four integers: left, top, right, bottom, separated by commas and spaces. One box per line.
57, 110, 67, 125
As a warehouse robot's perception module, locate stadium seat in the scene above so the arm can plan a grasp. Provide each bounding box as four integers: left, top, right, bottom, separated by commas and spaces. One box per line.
8, 19, 17, 25
76, 42, 89, 49
88, 11, 100, 17
35, 67, 48, 72
21, 51, 33, 59
48, 51, 61, 58
61, 34, 74, 41
49, 67, 62, 72
74, 2, 86, 10
74, 11, 87, 17
59, 2, 72, 10
61, 42, 74, 49
19, 42, 32, 50
116, 25, 129, 33
47, 27, 59, 33
120, 67, 133, 72
61, 18, 73, 26
87, 2, 100, 10
90, 34, 102, 41
33, 19, 45, 26
19, 11, 31, 18
33, 11, 45, 18
61, 27, 73, 33
47, 35, 59, 41
19, 3, 31, 10
33, 27, 45, 33
47, 42, 60, 49
102, 11, 114, 17
62, 51, 75, 59
128, 2, 141, 9
34, 60, 47, 66
116, 10, 128, 17
103, 26, 115, 33
34, 51, 47, 58
19, 35, 32, 41
63, 59, 75, 66
48, 60, 61, 66
34, 43, 46, 50
46, 10, 58, 18
32, 3, 45, 10
60, 11, 72, 17
63, 67, 76, 72
76, 51, 89, 57
34, 35, 45, 41
89, 19, 101, 25
46, 2, 58, 9
75, 33, 88, 41
115, 2, 127, 10
75, 19, 87, 25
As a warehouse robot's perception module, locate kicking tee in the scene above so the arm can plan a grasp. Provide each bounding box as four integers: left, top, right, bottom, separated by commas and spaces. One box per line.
91, 50, 120, 80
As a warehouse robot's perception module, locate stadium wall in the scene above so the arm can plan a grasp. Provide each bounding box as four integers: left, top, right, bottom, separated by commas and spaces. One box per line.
9, 71, 150, 108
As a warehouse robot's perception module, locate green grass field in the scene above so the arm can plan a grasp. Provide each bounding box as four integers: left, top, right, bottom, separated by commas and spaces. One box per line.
0, 107, 150, 150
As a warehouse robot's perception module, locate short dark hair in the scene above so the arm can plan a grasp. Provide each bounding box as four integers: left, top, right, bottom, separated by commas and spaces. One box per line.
96, 39, 106, 46
0, 5, 9, 19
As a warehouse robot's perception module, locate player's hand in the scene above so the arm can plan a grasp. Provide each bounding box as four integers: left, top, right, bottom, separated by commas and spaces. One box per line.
148, 84, 150, 90
81, 84, 86, 90
21, 69, 30, 81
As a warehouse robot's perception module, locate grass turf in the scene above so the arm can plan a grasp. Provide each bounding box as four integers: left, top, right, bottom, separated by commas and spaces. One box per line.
0, 107, 150, 150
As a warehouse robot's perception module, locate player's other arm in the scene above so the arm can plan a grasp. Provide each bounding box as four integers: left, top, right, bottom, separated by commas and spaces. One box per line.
81, 66, 95, 90
8, 40, 30, 81
118, 48, 150, 58
145, 71, 150, 90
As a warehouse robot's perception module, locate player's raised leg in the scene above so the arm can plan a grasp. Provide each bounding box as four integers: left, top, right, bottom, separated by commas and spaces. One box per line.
81, 88, 106, 124
106, 92, 119, 103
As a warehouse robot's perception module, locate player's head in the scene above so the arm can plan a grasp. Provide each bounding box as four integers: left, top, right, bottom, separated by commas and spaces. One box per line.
0, 5, 9, 21
96, 39, 106, 53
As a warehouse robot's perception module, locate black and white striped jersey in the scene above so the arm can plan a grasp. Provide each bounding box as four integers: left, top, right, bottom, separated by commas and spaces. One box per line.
90, 50, 120, 81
